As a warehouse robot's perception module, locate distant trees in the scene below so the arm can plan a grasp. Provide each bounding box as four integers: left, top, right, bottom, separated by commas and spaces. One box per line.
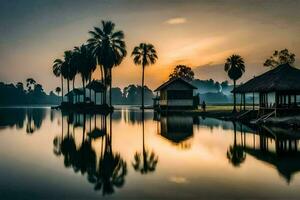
0, 81, 60, 105
131, 43, 158, 109
169, 65, 194, 81
88, 20, 127, 106
264, 49, 295, 68
55, 87, 61, 96
224, 54, 245, 112
26, 78, 36, 92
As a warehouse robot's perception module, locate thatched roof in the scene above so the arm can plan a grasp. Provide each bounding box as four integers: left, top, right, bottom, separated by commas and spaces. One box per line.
65, 88, 84, 97
86, 80, 105, 92
154, 77, 197, 92
234, 64, 300, 93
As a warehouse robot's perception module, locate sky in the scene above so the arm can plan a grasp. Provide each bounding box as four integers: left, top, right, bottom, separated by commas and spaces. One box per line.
0, 0, 300, 92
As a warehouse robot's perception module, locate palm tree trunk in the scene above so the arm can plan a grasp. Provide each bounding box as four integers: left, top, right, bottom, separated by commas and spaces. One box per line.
233, 80, 236, 112
142, 64, 145, 109
109, 68, 112, 107
61, 75, 64, 102
67, 79, 70, 102
82, 77, 86, 103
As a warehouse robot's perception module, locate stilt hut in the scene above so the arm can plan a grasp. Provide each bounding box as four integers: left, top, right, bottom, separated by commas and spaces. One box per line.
86, 80, 106, 105
234, 63, 300, 116
65, 89, 85, 104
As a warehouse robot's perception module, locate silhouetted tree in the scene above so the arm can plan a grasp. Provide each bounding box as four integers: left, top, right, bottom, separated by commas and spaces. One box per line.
224, 54, 245, 112
53, 58, 64, 101
16, 82, 24, 92
169, 65, 194, 81
55, 87, 61, 96
131, 43, 157, 109
88, 20, 127, 106
264, 49, 295, 68
26, 78, 36, 92
60, 51, 74, 102
73, 44, 97, 102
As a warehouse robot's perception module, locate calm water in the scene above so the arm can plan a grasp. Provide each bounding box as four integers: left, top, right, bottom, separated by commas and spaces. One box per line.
1, 107, 300, 199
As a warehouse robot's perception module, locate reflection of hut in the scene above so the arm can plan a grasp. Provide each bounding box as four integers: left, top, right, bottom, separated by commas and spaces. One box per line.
154, 78, 198, 110
238, 125, 300, 183
158, 115, 193, 144
234, 64, 300, 116
65, 89, 85, 104
86, 80, 106, 105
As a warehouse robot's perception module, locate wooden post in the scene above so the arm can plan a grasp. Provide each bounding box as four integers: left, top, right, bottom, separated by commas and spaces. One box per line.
252, 92, 255, 110
240, 93, 243, 111
243, 93, 246, 110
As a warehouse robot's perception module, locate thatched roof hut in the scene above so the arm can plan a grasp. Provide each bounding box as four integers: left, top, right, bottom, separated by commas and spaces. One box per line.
234, 64, 300, 93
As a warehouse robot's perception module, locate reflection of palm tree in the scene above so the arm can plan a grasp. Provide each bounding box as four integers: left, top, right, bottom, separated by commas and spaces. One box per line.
54, 112, 127, 196
132, 110, 158, 174
227, 122, 246, 167
90, 114, 127, 195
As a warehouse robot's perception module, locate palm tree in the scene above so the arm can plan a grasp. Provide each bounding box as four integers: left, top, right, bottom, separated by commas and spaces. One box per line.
60, 50, 74, 102
224, 54, 245, 112
88, 20, 127, 106
73, 44, 97, 103
53, 59, 64, 102
131, 43, 158, 108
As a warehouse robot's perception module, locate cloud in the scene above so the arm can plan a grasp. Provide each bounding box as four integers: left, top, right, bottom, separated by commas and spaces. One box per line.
165, 17, 187, 25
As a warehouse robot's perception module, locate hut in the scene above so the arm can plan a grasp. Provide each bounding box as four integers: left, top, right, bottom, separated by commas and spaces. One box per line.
86, 80, 106, 105
65, 88, 85, 104
153, 77, 198, 110
234, 63, 300, 116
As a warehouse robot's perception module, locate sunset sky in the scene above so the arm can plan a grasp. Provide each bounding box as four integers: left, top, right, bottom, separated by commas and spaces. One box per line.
1, 0, 300, 92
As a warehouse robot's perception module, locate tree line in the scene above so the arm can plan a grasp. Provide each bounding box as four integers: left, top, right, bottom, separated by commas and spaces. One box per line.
0, 78, 59, 105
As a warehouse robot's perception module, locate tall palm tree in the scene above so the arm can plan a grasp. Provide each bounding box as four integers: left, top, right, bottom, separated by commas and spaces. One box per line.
224, 54, 245, 112
53, 59, 64, 102
131, 43, 158, 108
73, 44, 97, 102
60, 50, 74, 102
88, 20, 127, 106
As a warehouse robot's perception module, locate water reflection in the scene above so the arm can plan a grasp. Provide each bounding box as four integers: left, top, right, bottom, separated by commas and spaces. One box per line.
155, 114, 194, 149
132, 110, 158, 174
2, 108, 300, 198
229, 121, 300, 183
226, 122, 246, 167
53, 112, 127, 196
0, 108, 46, 133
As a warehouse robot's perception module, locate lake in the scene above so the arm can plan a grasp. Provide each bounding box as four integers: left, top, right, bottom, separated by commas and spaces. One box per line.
1, 107, 300, 199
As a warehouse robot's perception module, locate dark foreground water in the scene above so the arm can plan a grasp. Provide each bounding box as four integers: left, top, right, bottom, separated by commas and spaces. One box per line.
1, 107, 300, 199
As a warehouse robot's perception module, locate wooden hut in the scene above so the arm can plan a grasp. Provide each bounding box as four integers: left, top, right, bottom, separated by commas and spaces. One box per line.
153, 77, 198, 110
234, 63, 300, 116
86, 80, 106, 105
